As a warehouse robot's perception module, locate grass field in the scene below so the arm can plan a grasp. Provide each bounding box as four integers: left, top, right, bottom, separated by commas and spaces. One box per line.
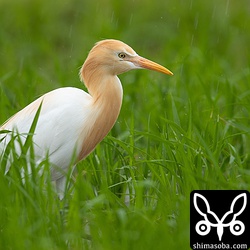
0, 0, 250, 249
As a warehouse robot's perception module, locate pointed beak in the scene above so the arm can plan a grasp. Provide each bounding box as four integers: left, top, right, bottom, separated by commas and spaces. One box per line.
131, 56, 173, 76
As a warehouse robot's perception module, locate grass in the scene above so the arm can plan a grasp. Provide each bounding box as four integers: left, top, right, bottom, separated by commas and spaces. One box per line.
0, 0, 250, 249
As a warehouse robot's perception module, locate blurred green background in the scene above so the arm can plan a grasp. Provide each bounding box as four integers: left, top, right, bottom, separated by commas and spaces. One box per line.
1, 0, 249, 136
0, 0, 250, 249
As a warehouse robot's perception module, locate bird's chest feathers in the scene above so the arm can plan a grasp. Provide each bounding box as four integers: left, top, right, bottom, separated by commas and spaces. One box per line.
77, 78, 123, 160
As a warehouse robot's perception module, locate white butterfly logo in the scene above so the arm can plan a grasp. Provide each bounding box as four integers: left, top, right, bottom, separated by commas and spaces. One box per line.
193, 193, 247, 241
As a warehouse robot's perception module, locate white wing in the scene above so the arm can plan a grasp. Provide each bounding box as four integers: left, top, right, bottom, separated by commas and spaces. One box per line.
1, 87, 93, 181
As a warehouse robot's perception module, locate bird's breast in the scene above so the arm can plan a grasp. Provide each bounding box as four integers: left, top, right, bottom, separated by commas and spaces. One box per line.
77, 80, 123, 161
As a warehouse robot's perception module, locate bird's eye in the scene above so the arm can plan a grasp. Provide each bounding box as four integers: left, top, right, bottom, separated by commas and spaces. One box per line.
118, 52, 126, 59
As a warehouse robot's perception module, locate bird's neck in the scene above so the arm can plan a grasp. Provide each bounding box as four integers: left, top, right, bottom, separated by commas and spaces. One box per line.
78, 74, 123, 160
91, 74, 123, 124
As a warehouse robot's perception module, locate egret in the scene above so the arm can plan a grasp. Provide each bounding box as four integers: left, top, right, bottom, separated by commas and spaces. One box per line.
0, 39, 173, 193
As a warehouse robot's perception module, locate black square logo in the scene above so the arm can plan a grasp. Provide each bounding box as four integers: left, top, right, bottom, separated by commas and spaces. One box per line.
190, 190, 250, 250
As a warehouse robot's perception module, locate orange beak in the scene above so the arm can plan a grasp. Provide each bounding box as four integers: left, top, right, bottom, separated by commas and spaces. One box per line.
131, 56, 173, 76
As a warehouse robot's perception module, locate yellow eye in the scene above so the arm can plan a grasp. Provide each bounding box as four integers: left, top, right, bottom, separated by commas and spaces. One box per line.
118, 52, 126, 59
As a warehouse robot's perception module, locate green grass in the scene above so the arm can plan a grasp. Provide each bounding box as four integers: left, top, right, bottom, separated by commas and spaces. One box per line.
1, 0, 250, 249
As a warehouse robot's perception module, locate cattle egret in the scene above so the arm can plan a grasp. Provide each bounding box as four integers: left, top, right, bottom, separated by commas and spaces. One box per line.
0, 39, 173, 193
